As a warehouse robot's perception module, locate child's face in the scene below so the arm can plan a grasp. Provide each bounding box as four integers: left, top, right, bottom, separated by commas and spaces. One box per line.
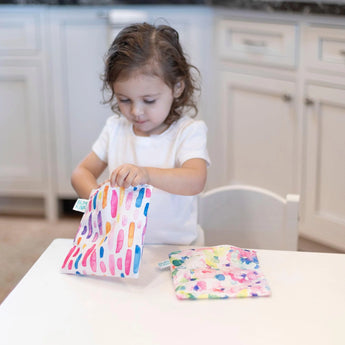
113, 72, 178, 137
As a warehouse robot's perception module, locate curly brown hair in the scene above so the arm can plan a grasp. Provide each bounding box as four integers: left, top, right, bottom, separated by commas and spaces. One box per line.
101, 22, 200, 125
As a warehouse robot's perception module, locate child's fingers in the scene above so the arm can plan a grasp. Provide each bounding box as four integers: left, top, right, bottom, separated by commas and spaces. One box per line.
114, 169, 127, 187
110, 165, 146, 188
115, 166, 133, 187
123, 169, 138, 187
131, 174, 142, 187
110, 169, 121, 187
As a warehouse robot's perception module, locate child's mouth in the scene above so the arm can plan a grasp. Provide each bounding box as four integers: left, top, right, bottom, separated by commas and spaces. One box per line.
135, 120, 147, 125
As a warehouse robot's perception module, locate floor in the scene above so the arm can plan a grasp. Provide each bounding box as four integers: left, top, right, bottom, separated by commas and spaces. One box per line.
0, 215, 79, 304
0, 215, 342, 305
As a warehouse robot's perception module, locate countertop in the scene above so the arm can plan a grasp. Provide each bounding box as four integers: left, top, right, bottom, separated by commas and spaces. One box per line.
1, 0, 345, 16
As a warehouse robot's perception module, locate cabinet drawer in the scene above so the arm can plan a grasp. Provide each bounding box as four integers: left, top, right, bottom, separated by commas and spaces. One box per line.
305, 25, 345, 74
0, 13, 40, 54
216, 19, 297, 68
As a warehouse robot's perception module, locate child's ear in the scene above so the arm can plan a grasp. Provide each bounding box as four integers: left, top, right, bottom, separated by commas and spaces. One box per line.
173, 80, 185, 98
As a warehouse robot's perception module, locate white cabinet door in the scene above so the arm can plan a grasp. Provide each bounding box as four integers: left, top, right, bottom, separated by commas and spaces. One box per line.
211, 71, 298, 196
50, 10, 112, 197
300, 84, 345, 251
0, 65, 46, 194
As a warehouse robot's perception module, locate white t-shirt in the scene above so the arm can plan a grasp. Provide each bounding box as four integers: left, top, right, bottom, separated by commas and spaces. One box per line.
92, 115, 210, 245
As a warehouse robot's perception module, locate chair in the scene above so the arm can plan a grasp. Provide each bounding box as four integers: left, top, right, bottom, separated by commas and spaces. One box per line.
198, 184, 300, 250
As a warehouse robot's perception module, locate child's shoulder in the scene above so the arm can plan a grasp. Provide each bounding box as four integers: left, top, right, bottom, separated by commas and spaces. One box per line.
173, 116, 207, 133
104, 115, 131, 131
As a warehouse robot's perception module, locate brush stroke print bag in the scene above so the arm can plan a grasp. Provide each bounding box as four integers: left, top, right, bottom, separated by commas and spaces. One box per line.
61, 181, 152, 278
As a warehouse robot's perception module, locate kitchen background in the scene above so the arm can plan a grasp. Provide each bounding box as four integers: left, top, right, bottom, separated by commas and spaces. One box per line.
1, 0, 345, 301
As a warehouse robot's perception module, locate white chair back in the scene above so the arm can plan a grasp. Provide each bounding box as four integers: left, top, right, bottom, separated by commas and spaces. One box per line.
198, 185, 299, 250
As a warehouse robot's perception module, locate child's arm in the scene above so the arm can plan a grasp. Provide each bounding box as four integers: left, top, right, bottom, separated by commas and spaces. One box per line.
110, 158, 207, 196
71, 152, 107, 199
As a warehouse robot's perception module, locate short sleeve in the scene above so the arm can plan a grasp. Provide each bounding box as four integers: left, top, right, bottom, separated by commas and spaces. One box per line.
91, 116, 116, 163
176, 120, 211, 167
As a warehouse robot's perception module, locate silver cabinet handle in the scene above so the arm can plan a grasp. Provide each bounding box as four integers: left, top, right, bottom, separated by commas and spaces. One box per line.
282, 94, 292, 102
305, 98, 314, 106
243, 39, 267, 48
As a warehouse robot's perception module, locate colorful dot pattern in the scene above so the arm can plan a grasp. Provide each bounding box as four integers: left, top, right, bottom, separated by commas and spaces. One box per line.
61, 182, 152, 279
169, 245, 271, 300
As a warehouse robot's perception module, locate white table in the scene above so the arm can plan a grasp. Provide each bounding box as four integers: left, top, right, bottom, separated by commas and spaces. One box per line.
0, 239, 344, 345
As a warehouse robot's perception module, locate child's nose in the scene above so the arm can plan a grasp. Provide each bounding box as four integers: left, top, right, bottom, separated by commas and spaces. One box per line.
131, 103, 143, 117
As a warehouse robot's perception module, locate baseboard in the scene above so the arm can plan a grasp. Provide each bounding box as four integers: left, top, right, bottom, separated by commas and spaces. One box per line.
0, 196, 45, 217
298, 235, 343, 253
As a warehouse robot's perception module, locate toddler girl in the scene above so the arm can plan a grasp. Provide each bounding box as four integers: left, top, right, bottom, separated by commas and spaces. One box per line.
71, 23, 210, 245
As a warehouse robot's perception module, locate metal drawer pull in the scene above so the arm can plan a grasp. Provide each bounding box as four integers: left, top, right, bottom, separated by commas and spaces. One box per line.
305, 98, 314, 106
243, 39, 267, 48
339, 50, 345, 56
282, 94, 292, 102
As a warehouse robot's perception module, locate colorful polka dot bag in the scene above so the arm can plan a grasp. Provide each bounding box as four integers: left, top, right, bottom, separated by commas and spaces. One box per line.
169, 245, 271, 299
61, 182, 152, 278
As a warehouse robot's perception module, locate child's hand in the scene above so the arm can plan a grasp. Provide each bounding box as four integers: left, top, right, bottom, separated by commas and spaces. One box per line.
110, 164, 149, 188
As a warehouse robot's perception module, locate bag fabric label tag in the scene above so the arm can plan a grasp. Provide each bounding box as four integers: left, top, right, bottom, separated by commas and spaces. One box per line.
157, 259, 171, 270
73, 198, 88, 213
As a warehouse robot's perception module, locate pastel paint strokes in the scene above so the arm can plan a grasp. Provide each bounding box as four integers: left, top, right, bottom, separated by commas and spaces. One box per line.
125, 191, 133, 210
117, 257, 122, 270
169, 245, 271, 300
93, 190, 98, 210
87, 214, 93, 239
61, 182, 152, 279
61, 245, 76, 269
100, 261, 107, 274
135, 187, 145, 208
92, 232, 98, 243
116, 229, 124, 253
82, 244, 96, 268
106, 221, 111, 235
90, 250, 97, 273
109, 254, 115, 275
81, 225, 87, 236
97, 211, 103, 235
111, 190, 118, 218
125, 249, 132, 276
128, 222, 135, 247
102, 185, 109, 209
119, 187, 125, 207
74, 253, 82, 270
107, 230, 115, 251
133, 245, 141, 274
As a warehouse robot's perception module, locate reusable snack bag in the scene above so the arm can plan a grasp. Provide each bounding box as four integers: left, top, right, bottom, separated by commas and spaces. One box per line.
61, 182, 152, 278
169, 245, 271, 299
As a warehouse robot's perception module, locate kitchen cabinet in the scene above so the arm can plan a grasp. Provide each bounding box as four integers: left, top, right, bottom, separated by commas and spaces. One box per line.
299, 23, 345, 250
213, 12, 345, 250
49, 8, 112, 199
0, 8, 53, 217
217, 71, 298, 197
0, 65, 44, 191
301, 83, 345, 250
211, 16, 299, 196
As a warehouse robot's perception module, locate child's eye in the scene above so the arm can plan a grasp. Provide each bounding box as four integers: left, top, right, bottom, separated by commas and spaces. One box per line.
119, 99, 130, 103
144, 99, 156, 104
